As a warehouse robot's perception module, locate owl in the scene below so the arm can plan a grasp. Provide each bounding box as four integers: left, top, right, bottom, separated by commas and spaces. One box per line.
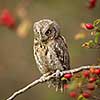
33, 19, 70, 92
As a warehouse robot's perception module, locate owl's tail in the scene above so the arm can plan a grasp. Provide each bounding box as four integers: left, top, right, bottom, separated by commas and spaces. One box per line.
47, 77, 67, 92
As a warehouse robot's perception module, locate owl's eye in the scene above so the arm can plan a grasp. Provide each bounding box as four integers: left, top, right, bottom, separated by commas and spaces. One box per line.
45, 29, 51, 36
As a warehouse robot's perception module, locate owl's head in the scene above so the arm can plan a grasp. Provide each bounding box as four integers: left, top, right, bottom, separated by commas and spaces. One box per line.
33, 19, 60, 42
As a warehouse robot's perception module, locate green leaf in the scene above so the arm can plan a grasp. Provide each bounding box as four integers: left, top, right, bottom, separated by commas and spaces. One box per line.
93, 19, 100, 31
94, 32, 100, 43
88, 40, 95, 47
61, 77, 67, 81
68, 80, 77, 91
93, 19, 100, 27
96, 79, 100, 86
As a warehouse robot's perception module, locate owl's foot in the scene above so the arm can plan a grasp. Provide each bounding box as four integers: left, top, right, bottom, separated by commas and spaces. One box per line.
55, 70, 61, 77
55, 70, 60, 91
47, 77, 65, 92
55, 70, 64, 92
47, 70, 61, 89
46, 70, 65, 92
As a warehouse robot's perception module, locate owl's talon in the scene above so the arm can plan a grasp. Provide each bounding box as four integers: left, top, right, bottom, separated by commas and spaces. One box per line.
55, 70, 61, 78
60, 72, 63, 77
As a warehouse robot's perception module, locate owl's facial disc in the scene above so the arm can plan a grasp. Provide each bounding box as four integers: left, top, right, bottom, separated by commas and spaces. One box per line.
33, 19, 60, 42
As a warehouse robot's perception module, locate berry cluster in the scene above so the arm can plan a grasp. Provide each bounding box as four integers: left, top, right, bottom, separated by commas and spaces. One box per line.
0, 8, 32, 39
63, 68, 100, 99
77, 19, 100, 49
0, 9, 16, 28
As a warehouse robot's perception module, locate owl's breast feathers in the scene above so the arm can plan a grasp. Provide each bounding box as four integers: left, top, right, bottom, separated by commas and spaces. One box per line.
34, 35, 70, 74
50, 36, 70, 70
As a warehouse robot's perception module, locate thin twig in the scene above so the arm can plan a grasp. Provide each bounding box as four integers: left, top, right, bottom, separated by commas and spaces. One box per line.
6, 65, 100, 100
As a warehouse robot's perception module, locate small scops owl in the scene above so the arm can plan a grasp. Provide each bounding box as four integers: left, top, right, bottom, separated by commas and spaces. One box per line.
33, 19, 70, 91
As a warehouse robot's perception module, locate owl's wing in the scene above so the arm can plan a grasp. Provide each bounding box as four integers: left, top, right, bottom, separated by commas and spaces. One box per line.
54, 36, 70, 70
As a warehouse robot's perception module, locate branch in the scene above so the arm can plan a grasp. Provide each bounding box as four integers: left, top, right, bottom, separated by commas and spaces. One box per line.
6, 65, 100, 100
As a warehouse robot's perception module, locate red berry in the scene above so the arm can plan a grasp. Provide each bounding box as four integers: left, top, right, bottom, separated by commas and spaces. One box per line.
87, 83, 95, 90
82, 92, 91, 98
88, 3, 95, 9
94, 69, 100, 75
64, 73, 72, 79
88, 0, 97, 9
90, 0, 96, 4
0, 9, 15, 28
85, 23, 94, 29
90, 68, 95, 74
69, 91, 77, 98
89, 77, 96, 83
83, 70, 90, 78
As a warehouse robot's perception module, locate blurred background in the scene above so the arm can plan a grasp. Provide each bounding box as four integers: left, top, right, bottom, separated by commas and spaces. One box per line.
0, 0, 100, 100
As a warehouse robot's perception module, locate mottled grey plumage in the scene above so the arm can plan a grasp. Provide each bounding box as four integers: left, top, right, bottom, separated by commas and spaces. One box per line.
33, 19, 70, 91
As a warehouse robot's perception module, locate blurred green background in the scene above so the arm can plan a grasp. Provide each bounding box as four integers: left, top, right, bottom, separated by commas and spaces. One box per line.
0, 0, 100, 100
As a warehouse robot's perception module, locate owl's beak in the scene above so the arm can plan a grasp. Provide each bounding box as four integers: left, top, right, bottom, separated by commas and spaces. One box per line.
41, 36, 48, 42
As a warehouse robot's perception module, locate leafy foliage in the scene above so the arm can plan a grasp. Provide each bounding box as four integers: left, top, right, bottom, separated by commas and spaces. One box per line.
75, 19, 100, 49
63, 68, 100, 100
